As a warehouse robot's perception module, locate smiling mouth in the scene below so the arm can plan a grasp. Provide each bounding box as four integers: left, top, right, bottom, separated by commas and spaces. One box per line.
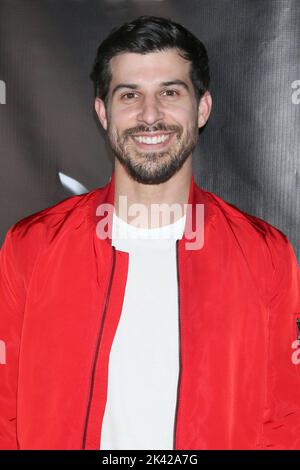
131, 132, 175, 147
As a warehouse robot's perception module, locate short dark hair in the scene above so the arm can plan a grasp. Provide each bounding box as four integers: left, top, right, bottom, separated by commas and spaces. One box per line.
90, 15, 210, 105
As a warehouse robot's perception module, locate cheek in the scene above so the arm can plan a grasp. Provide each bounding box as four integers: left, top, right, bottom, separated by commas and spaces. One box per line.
167, 103, 197, 123
109, 102, 196, 128
110, 109, 137, 131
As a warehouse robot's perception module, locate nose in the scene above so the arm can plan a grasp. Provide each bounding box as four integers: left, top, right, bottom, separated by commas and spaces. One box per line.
136, 95, 165, 126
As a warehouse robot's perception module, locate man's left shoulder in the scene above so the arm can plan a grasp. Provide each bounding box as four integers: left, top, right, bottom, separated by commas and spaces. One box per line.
200, 187, 299, 303
198, 186, 291, 249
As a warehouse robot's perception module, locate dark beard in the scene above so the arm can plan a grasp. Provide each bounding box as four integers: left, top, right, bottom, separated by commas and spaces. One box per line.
107, 123, 199, 185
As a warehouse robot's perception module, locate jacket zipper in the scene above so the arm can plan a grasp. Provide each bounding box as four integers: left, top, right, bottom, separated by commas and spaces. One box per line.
296, 317, 300, 343
173, 239, 182, 449
82, 245, 116, 449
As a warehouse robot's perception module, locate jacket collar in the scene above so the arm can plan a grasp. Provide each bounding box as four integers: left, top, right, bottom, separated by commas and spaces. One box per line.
89, 170, 216, 251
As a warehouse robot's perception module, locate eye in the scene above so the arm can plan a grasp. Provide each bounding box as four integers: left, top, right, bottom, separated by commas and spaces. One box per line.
121, 92, 138, 100
162, 89, 179, 97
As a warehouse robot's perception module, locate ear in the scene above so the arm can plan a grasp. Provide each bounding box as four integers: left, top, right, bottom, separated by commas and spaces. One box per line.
198, 91, 212, 128
94, 97, 108, 130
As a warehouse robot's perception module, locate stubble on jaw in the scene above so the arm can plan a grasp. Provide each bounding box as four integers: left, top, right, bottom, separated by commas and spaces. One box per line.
106, 122, 199, 185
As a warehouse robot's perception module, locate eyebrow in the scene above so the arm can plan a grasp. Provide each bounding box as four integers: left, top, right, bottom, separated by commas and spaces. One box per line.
111, 79, 190, 97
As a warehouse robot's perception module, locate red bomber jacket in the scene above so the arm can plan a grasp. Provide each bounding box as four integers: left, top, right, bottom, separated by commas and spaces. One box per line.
0, 172, 300, 450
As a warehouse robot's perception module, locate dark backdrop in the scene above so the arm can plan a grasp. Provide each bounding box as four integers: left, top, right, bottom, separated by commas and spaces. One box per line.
0, 0, 299, 261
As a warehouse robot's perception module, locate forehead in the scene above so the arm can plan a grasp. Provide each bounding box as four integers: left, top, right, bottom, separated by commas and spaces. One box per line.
109, 49, 192, 87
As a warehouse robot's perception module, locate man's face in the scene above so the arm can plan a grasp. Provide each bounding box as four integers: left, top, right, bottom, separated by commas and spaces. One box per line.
95, 49, 210, 184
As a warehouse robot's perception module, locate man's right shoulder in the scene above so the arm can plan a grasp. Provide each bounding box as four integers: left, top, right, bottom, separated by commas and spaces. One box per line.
1, 187, 106, 259
9, 191, 94, 236
1, 187, 108, 284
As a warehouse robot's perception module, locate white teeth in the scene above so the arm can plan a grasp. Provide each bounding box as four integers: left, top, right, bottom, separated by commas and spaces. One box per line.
133, 134, 170, 144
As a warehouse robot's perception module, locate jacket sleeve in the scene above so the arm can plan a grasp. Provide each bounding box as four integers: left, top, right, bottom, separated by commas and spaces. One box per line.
0, 227, 26, 449
261, 231, 300, 449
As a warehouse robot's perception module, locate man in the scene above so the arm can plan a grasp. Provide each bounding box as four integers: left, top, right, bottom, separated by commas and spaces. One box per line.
0, 15, 299, 450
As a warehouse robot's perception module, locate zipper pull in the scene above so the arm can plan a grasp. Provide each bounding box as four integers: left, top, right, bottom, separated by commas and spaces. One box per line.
296, 317, 300, 343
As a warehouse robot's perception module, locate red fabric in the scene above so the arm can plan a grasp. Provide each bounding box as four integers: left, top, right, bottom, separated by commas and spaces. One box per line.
0, 172, 299, 449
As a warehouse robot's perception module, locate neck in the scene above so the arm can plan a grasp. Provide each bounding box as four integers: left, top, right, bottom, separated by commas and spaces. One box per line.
113, 157, 192, 228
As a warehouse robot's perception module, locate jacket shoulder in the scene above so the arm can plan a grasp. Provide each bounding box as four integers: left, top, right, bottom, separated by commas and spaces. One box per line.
199, 186, 289, 247
197, 186, 299, 304
1, 189, 100, 285
10, 190, 96, 234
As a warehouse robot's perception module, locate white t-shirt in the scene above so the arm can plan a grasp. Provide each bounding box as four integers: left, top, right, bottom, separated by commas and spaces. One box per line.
100, 211, 186, 450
